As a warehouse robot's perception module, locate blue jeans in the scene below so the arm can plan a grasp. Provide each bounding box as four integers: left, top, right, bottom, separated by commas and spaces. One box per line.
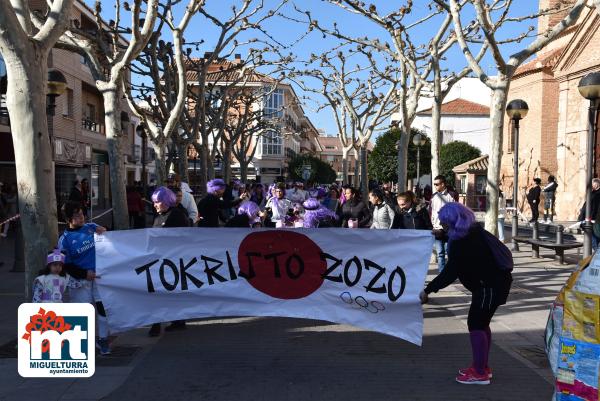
435, 239, 448, 272
498, 218, 505, 241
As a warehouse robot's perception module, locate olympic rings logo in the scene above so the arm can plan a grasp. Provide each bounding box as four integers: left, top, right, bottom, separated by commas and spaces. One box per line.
339, 291, 385, 314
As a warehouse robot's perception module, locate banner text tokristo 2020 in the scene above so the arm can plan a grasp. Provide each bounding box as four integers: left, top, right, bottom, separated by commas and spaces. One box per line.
95, 228, 434, 345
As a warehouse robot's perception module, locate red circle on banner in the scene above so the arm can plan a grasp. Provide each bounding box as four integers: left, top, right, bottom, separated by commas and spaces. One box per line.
238, 230, 326, 299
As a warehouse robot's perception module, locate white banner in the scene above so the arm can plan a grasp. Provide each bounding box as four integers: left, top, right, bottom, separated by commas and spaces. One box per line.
95, 228, 434, 345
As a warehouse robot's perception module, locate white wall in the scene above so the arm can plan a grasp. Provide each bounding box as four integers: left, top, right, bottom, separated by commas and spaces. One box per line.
412, 114, 490, 155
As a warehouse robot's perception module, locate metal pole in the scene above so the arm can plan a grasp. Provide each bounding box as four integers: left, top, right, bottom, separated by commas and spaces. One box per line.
512, 117, 520, 251
583, 99, 599, 258
416, 145, 421, 190
89, 163, 93, 221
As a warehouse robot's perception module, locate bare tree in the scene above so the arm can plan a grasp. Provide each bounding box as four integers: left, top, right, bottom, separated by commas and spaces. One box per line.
55, 0, 160, 230
0, 0, 73, 297
436, 0, 588, 234
291, 46, 398, 195
125, 0, 204, 186
305, 1, 488, 189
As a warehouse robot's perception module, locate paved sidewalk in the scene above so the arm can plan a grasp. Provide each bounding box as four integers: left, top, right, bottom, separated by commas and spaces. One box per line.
0, 232, 576, 401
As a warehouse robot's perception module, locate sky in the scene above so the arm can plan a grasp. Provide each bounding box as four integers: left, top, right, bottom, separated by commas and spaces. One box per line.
89, 0, 541, 137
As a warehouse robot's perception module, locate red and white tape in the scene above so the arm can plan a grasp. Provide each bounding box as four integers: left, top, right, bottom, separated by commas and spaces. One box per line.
0, 213, 19, 227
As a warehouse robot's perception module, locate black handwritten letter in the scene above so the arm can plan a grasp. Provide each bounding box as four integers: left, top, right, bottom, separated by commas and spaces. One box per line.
363, 259, 387, 294
135, 259, 159, 293
159, 259, 179, 291
201, 255, 227, 285
320, 252, 343, 283
180, 257, 203, 290
285, 253, 304, 279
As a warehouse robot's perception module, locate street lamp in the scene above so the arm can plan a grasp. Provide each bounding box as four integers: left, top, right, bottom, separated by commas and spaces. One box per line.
412, 132, 426, 191
47, 69, 67, 116
578, 72, 600, 258
506, 99, 529, 251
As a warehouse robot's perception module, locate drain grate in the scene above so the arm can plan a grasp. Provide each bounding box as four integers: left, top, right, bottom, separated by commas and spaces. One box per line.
0, 339, 17, 358
514, 345, 549, 368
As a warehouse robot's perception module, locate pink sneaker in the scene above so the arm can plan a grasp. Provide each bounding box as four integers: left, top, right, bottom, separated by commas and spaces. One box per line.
458, 366, 492, 378
456, 367, 490, 385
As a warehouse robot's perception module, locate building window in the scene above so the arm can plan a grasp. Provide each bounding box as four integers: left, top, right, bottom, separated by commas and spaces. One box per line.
327, 155, 335, 162
441, 129, 454, 143
261, 130, 282, 155
459, 175, 467, 194
264, 89, 284, 118
63, 88, 74, 118
475, 175, 487, 195
85, 103, 96, 122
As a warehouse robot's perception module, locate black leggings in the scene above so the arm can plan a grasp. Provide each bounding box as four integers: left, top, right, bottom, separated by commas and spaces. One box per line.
468, 288, 502, 331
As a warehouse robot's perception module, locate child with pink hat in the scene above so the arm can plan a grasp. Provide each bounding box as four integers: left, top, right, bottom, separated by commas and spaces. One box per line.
32, 249, 80, 303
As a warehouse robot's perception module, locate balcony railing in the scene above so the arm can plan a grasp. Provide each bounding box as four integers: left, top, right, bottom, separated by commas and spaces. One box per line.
81, 118, 104, 134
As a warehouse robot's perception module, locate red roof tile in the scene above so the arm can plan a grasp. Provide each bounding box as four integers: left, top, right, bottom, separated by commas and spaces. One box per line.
514, 47, 564, 77
418, 98, 490, 116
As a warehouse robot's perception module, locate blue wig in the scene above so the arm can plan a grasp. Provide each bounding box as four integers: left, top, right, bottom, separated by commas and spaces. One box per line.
438, 202, 476, 240
151, 186, 176, 208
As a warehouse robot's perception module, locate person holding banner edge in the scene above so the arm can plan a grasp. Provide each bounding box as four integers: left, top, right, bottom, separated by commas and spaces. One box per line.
148, 186, 191, 336
58, 201, 110, 355
419, 202, 512, 385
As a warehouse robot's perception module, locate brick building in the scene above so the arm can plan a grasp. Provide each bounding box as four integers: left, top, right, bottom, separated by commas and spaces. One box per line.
0, 0, 136, 211
187, 55, 322, 183
318, 135, 373, 185
500, 0, 600, 220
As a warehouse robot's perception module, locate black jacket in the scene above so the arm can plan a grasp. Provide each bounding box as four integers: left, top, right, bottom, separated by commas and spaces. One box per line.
338, 199, 371, 228
578, 189, 600, 221
197, 193, 241, 227
153, 207, 190, 228
526, 185, 541, 204
425, 224, 512, 304
392, 205, 432, 230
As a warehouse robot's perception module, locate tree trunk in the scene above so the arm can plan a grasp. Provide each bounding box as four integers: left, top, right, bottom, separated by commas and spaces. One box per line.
431, 91, 442, 180
353, 151, 359, 188
484, 84, 509, 235
152, 142, 167, 185
5, 54, 58, 299
341, 147, 349, 185
222, 142, 232, 183
360, 145, 368, 196
177, 142, 189, 182
240, 160, 248, 182
101, 85, 129, 230
397, 123, 410, 192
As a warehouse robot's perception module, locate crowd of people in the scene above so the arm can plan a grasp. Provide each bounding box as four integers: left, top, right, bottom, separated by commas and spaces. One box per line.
26, 173, 520, 386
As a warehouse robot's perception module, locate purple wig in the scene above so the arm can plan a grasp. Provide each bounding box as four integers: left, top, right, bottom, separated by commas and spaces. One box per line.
438, 202, 476, 240
151, 186, 177, 208
207, 178, 226, 194
238, 200, 261, 225
303, 198, 338, 228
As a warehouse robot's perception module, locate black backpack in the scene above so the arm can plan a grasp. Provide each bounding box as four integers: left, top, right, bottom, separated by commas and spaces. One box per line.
481, 228, 514, 272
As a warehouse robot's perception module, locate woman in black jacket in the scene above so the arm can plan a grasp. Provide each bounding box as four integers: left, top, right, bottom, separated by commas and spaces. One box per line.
338, 187, 371, 228
148, 186, 190, 336
392, 191, 432, 230
197, 179, 245, 227
420, 202, 512, 385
